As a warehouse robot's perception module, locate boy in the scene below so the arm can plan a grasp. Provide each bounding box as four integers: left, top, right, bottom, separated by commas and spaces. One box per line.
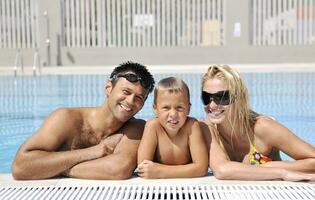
137, 77, 208, 179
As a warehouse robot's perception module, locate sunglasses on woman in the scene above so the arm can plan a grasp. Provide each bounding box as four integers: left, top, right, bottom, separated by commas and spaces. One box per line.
111, 73, 153, 91
201, 90, 231, 105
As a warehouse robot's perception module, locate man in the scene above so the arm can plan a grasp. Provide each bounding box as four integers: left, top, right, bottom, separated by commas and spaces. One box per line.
12, 62, 155, 180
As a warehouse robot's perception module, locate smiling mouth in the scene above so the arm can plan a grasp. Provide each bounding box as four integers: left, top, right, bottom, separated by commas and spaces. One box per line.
120, 104, 132, 112
208, 108, 224, 116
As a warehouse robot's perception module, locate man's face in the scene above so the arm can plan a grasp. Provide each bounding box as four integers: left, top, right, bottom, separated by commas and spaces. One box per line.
106, 77, 148, 122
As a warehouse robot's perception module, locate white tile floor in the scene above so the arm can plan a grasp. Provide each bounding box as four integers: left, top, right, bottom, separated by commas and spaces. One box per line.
1, 174, 315, 200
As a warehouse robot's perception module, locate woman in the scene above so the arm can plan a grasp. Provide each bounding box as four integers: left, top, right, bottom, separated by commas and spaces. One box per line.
201, 64, 315, 181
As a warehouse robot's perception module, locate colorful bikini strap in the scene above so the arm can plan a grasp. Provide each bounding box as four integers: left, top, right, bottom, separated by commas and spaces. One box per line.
245, 131, 271, 165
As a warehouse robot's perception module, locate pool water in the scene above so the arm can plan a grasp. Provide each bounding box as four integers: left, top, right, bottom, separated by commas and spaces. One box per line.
0, 72, 314, 173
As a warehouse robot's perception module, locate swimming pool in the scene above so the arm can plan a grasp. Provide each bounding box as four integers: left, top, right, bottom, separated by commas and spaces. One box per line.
0, 72, 314, 173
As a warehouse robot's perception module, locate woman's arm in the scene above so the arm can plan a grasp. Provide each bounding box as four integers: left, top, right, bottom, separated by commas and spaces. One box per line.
256, 117, 315, 173
207, 123, 315, 181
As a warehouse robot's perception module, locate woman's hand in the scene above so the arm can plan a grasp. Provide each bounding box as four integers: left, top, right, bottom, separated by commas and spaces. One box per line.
281, 169, 315, 182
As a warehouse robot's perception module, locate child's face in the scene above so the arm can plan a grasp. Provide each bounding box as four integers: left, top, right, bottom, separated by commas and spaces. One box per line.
153, 90, 190, 136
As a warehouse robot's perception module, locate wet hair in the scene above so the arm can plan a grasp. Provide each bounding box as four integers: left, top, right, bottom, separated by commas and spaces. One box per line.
201, 64, 259, 138
153, 77, 190, 105
110, 61, 155, 93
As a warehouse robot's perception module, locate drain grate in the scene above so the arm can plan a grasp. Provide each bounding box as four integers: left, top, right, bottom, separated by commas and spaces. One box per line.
0, 184, 314, 200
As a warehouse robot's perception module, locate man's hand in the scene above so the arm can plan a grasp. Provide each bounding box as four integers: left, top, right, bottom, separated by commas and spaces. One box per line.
62, 133, 124, 177
100, 133, 124, 156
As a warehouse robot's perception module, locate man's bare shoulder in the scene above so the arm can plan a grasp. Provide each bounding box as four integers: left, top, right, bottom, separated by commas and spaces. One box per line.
120, 118, 146, 140
42, 107, 86, 134
18, 108, 88, 152
126, 117, 146, 126
48, 107, 83, 122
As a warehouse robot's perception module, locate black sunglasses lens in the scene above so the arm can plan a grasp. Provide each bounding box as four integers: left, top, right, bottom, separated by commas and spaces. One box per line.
201, 91, 230, 105
216, 98, 229, 105
215, 91, 230, 105
201, 92, 210, 105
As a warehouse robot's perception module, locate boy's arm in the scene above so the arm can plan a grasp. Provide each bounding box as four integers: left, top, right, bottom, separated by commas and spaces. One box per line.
65, 119, 145, 180
138, 119, 209, 179
137, 119, 158, 165
12, 109, 105, 180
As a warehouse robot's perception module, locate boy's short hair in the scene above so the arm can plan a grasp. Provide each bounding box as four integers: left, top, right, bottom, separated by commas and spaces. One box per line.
110, 61, 155, 93
154, 77, 190, 105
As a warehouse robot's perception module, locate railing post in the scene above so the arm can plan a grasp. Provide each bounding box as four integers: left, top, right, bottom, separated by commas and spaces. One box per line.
225, 0, 251, 47
33, 49, 41, 76
37, 0, 62, 67
14, 49, 24, 76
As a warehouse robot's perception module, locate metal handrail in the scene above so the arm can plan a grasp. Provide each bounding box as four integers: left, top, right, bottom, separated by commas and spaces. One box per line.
13, 49, 24, 76
33, 50, 41, 76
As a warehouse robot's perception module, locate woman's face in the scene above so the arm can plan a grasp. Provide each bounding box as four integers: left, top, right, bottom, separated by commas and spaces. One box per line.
202, 78, 231, 124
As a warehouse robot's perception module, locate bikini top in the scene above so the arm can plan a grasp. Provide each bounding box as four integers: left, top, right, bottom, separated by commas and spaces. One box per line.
246, 132, 272, 165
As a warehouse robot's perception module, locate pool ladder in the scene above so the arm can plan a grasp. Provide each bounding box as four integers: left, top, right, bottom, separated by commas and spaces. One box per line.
14, 49, 41, 76
13, 49, 23, 76
32, 50, 41, 76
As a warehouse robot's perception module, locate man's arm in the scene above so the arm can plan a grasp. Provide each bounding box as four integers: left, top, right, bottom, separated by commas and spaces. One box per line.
65, 119, 145, 180
12, 109, 106, 180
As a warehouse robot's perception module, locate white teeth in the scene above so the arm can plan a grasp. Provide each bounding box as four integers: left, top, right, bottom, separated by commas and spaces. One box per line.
120, 104, 131, 111
209, 109, 223, 114
208, 109, 224, 118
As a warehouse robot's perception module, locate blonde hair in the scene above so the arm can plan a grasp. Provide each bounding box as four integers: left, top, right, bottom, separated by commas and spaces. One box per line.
154, 77, 190, 105
201, 64, 258, 139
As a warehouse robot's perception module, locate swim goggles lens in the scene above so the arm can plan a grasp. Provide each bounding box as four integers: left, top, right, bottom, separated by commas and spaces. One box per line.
115, 73, 152, 91
201, 90, 230, 105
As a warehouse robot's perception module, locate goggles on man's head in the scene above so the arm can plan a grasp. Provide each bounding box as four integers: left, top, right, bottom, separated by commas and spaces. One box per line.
111, 73, 153, 91
201, 90, 231, 106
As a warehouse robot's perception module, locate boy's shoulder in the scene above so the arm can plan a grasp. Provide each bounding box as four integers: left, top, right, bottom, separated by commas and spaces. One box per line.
184, 116, 199, 125
145, 117, 160, 126
179, 117, 200, 132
